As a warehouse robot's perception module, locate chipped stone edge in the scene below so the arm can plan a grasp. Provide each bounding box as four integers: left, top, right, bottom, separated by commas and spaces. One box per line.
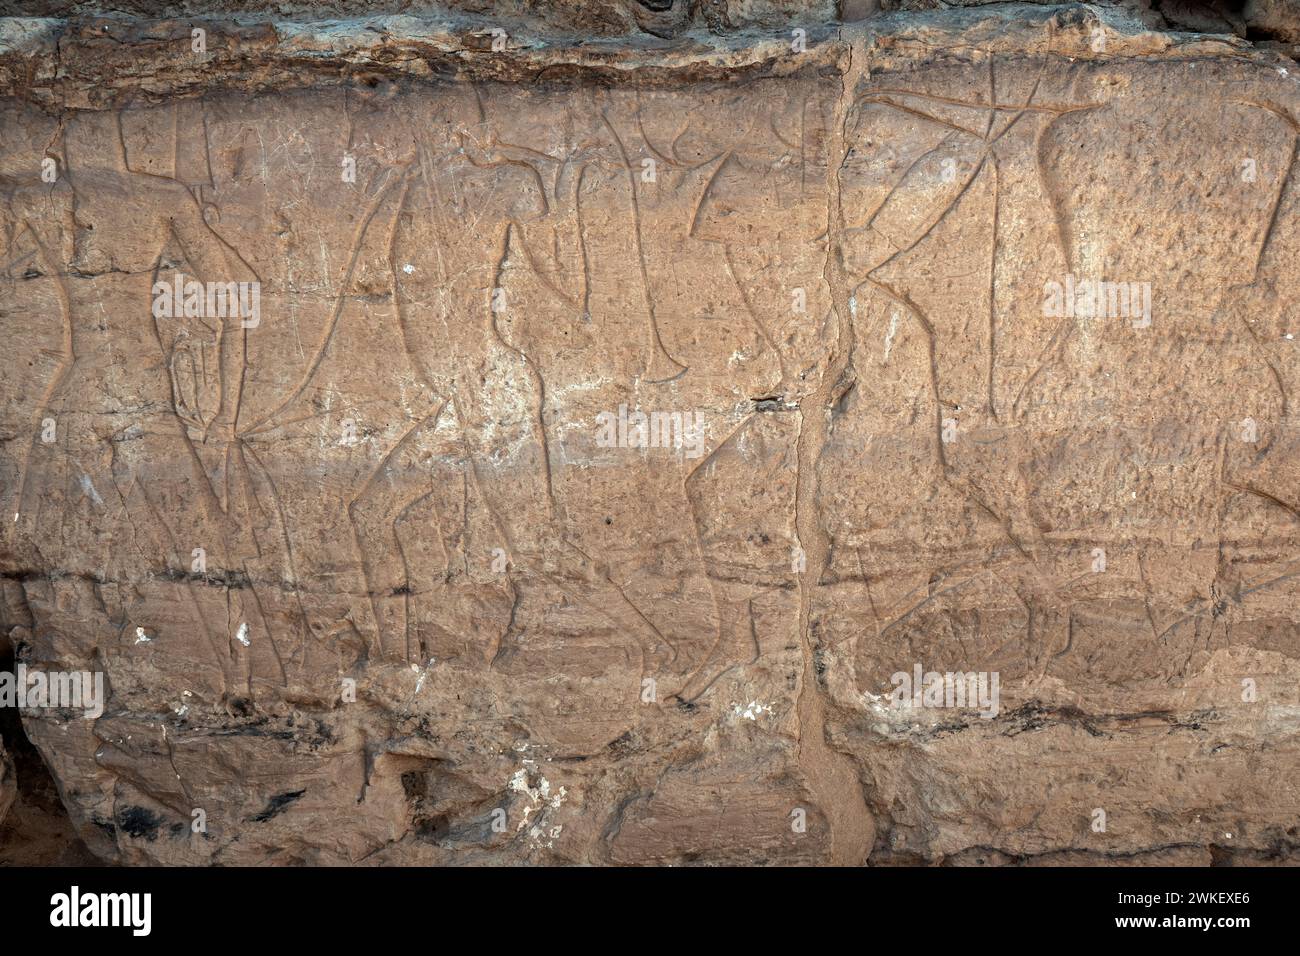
1, 3, 1293, 107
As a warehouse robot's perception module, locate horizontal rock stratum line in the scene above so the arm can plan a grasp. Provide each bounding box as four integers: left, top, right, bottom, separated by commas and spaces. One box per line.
2, 3, 1296, 102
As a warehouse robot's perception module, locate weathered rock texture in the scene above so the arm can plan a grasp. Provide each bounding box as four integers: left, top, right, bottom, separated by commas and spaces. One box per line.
0, 685, 97, 864
1, 1, 1298, 865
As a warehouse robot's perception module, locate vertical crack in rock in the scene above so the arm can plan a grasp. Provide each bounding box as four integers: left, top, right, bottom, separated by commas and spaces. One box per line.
791, 27, 875, 867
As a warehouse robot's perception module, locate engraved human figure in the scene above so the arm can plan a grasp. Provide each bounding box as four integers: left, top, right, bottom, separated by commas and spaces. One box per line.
692, 66, 1108, 681
348, 87, 682, 679
6, 108, 262, 690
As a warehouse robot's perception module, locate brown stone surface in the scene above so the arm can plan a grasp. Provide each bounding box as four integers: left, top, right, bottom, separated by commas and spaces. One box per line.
0, 2, 1298, 865
0, 630, 99, 865
0, 731, 99, 866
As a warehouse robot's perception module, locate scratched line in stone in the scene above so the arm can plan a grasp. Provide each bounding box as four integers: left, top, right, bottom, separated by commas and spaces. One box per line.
0, 1, 1298, 873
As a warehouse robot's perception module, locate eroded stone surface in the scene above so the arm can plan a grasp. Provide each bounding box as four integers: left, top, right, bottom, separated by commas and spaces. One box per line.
1, 3, 1298, 865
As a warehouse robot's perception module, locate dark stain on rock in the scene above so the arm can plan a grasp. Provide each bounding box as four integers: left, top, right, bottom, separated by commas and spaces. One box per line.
117, 806, 162, 841
250, 789, 306, 823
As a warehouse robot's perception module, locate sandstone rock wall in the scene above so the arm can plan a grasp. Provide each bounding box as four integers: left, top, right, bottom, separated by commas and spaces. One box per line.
0, 2, 1297, 865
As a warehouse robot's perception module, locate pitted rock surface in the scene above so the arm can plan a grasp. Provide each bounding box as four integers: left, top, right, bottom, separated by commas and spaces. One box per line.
1, 2, 1298, 864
